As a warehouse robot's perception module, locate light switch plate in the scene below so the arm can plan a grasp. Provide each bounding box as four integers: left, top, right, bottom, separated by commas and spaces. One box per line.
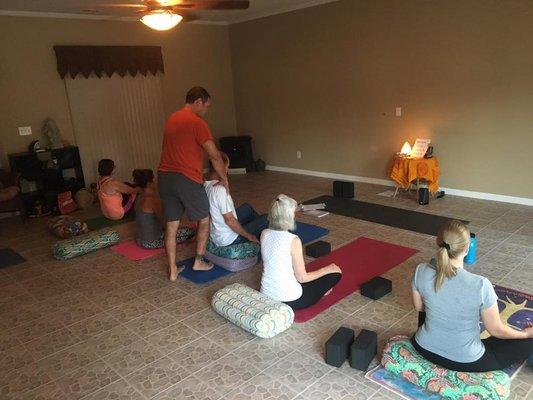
395, 107, 402, 117
18, 126, 32, 136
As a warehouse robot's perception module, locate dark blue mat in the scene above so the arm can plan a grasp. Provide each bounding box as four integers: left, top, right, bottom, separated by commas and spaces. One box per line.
291, 221, 329, 245
178, 257, 232, 284
178, 221, 329, 284
0, 248, 26, 269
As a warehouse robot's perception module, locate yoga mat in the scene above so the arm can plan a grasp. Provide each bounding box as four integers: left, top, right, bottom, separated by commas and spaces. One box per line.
294, 237, 417, 323
178, 221, 329, 284
110, 241, 165, 261
178, 257, 232, 284
86, 214, 135, 231
0, 248, 26, 268
304, 195, 468, 236
291, 221, 329, 244
365, 285, 531, 400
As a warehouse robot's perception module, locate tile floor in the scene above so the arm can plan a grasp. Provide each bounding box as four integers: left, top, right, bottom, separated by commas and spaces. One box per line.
0, 171, 532, 399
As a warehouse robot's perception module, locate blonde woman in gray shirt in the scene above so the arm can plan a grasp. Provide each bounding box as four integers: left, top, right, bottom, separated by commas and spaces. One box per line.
411, 220, 532, 372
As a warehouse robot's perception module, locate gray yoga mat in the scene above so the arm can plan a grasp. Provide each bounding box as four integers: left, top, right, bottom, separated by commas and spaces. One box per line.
0, 248, 26, 268
304, 195, 468, 236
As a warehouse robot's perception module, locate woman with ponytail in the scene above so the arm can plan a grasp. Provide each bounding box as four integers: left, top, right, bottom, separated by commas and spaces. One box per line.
411, 220, 532, 372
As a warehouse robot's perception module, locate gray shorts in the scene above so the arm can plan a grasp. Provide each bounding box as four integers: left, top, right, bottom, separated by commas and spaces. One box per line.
158, 171, 209, 222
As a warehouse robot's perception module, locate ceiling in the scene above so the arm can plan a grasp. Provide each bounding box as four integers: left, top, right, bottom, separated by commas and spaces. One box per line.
0, 0, 338, 24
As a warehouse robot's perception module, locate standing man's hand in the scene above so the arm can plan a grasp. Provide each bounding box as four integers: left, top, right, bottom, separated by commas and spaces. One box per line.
215, 177, 229, 193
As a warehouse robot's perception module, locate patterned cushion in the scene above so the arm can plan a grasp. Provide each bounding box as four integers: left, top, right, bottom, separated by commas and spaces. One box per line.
382, 336, 510, 400
48, 216, 89, 239
206, 240, 260, 260
212, 283, 294, 339
53, 228, 120, 260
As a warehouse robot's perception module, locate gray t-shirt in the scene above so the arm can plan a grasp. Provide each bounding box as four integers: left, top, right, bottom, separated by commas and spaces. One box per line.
412, 263, 498, 363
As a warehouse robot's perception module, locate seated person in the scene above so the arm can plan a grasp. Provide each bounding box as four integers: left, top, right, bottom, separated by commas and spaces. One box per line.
133, 169, 194, 249
412, 220, 533, 372
96, 159, 140, 220
260, 194, 342, 310
204, 152, 267, 247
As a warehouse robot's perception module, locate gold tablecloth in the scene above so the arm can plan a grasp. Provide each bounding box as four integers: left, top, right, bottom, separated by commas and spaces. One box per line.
390, 155, 440, 193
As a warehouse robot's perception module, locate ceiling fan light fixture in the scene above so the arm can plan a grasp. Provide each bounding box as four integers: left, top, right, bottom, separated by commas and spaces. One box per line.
140, 10, 183, 31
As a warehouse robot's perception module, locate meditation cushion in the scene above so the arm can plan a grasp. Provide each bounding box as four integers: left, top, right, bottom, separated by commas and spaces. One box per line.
53, 228, 120, 260
382, 336, 510, 400
212, 283, 294, 338
48, 216, 89, 239
205, 240, 260, 272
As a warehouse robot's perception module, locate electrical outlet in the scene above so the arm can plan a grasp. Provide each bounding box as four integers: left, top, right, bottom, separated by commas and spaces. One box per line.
18, 126, 32, 136
395, 107, 402, 117
296, 151, 302, 159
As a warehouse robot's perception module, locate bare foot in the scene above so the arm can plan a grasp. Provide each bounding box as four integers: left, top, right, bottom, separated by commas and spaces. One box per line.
168, 265, 184, 282
193, 259, 214, 271
324, 288, 333, 296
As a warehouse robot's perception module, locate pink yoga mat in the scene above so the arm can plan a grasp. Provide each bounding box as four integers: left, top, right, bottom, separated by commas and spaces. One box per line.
111, 239, 192, 261
294, 237, 417, 323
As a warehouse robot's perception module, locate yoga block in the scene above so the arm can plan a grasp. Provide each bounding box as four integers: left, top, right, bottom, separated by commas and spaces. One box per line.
418, 311, 426, 327
360, 277, 392, 300
325, 327, 355, 367
349, 329, 377, 371
333, 180, 354, 198
305, 241, 331, 258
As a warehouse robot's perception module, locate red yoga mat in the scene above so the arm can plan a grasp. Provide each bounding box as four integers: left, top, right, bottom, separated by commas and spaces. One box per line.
294, 237, 418, 323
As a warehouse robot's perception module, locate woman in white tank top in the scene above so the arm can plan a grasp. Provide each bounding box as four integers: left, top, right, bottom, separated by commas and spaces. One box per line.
260, 195, 342, 310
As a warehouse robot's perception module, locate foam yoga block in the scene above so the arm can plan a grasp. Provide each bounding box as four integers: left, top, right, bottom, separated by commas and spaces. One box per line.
360, 276, 392, 300
325, 327, 355, 367
53, 228, 120, 260
382, 336, 510, 400
349, 329, 377, 371
333, 180, 355, 198
306, 241, 331, 258
205, 240, 260, 272
211, 283, 294, 338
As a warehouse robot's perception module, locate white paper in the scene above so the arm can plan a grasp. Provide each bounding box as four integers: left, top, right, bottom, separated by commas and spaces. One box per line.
410, 138, 431, 158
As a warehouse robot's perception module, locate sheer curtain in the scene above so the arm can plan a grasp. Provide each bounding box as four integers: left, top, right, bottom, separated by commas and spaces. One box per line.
65, 74, 165, 185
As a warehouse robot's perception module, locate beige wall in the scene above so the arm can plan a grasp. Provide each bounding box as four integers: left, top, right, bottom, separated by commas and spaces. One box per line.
0, 16, 236, 168
229, 0, 533, 198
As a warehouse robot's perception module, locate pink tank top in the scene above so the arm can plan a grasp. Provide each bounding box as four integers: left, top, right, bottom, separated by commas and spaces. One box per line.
97, 177, 124, 220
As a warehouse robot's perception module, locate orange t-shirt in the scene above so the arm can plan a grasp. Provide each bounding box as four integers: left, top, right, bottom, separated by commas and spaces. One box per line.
158, 108, 214, 183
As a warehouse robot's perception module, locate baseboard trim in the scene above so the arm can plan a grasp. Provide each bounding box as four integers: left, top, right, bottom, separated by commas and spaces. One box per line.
265, 165, 533, 206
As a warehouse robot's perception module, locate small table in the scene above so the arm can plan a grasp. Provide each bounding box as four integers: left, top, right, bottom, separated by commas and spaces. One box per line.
390, 155, 440, 196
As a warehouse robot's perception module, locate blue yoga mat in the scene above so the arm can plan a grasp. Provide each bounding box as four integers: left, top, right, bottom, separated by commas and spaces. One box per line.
178, 221, 329, 284
178, 257, 232, 284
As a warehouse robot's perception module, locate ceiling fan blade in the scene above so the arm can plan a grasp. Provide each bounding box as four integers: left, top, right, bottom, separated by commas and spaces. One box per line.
169, 1, 250, 10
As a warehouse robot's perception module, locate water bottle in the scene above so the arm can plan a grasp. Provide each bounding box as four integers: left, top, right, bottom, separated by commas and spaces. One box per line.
464, 233, 477, 265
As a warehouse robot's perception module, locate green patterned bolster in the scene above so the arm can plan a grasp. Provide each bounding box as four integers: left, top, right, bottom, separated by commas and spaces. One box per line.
381, 336, 510, 400
53, 228, 120, 260
206, 240, 260, 260
212, 283, 294, 339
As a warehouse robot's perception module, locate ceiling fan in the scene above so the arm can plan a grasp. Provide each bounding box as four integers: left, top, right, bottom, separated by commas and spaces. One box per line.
98, 0, 250, 30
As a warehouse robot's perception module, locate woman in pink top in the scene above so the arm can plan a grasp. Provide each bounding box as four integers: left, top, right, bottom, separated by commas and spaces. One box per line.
97, 159, 140, 220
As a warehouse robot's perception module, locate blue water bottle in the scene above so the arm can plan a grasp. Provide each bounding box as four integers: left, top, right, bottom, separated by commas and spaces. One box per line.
464, 233, 477, 265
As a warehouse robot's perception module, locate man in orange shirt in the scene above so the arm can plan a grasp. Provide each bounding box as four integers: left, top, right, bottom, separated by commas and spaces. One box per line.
158, 87, 228, 281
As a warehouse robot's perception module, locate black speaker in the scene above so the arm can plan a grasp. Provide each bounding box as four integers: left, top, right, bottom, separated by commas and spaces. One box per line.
418, 188, 429, 205
219, 136, 253, 171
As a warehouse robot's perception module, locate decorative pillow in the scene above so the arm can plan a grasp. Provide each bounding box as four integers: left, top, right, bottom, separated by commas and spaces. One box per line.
382, 336, 510, 400
48, 216, 89, 239
212, 283, 294, 339
53, 228, 120, 260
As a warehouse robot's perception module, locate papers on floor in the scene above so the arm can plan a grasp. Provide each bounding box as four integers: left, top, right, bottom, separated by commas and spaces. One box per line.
299, 203, 329, 218
377, 190, 396, 197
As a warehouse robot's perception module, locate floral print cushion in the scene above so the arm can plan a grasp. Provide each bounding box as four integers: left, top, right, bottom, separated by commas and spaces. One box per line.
212, 283, 294, 338
53, 228, 120, 260
206, 239, 260, 260
381, 336, 510, 400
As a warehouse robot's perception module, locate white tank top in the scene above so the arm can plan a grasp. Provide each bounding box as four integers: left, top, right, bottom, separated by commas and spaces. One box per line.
260, 229, 302, 302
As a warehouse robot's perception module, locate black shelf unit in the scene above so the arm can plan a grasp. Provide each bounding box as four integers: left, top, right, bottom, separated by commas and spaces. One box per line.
8, 146, 85, 215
